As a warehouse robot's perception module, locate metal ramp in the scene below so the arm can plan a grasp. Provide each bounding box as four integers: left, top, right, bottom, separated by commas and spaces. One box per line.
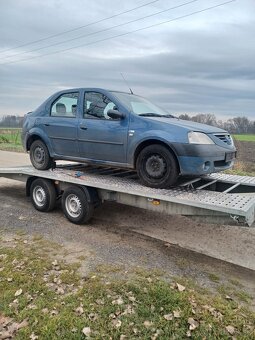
0, 165, 254, 227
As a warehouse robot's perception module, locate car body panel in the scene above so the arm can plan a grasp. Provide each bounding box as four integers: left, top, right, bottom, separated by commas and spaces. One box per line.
77, 89, 129, 163
22, 87, 236, 176
145, 116, 224, 134
35, 116, 79, 157
77, 118, 129, 163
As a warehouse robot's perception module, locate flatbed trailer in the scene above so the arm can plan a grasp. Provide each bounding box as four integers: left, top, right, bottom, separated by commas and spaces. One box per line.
0, 164, 255, 227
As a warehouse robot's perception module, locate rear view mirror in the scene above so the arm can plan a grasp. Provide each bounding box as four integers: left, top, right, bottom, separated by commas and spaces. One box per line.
107, 109, 125, 120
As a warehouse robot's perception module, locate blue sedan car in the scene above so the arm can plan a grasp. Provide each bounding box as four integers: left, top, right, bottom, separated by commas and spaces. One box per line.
22, 88, 236, 188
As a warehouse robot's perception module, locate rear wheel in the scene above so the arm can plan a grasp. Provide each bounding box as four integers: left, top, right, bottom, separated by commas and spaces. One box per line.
62, 186, 94, 224
30, 140, 52, 170
136, 144, 179, 188
30, 178, 56, 212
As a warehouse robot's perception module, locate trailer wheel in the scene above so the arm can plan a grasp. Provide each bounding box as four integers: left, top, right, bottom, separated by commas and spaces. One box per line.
62, 186, 94, 224
30, 178, 56, 212
136, 144, 178, 188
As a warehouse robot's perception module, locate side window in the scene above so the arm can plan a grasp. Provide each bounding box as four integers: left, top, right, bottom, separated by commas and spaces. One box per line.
84, 92, 118, 120
51, 93, 79, 117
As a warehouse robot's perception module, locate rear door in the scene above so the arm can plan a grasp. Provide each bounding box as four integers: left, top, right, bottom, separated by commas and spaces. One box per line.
42, 92, 79, 157
77, 91, 129, 163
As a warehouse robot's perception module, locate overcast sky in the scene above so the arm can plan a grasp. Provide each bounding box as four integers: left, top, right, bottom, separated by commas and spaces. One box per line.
0, 0, 254, 120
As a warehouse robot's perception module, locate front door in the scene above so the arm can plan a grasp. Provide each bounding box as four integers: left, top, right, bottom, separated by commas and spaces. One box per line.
78, 91, 129, 164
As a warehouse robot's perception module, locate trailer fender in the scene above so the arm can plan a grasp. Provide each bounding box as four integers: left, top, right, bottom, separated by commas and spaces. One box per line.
80, 185, 101, 206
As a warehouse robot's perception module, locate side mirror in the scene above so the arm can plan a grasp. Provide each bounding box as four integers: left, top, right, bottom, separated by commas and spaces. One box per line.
107, 109, 125, 120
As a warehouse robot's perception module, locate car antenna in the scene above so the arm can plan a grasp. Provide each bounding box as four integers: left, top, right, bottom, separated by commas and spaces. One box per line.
120, 72, 134, 94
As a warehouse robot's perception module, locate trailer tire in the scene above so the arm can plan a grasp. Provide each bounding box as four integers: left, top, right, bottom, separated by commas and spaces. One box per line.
30, 140, 52, 170
30, 178, 56, 212
62, 186, 94, 224
136, 144, 178, 188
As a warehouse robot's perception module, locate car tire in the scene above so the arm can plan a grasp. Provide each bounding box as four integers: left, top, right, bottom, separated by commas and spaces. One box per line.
30, 178, 56, 212
30, 140, 52, 170
136, 144, 179, 188
62, 186, 94, 224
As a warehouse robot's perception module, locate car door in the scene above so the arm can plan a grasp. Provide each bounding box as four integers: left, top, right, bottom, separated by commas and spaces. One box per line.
40, 92, 79, 157
77, 91, 129, 164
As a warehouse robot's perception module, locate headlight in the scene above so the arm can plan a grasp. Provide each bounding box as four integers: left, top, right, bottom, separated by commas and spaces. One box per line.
229, 135, 234, 145
188, 132, 214, 144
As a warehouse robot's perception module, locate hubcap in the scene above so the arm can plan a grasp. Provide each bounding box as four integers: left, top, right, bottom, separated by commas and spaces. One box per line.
145, 154, 167, 179
65, 194, 82, 218
33, 186, 46, 207
34, 146, 45, 164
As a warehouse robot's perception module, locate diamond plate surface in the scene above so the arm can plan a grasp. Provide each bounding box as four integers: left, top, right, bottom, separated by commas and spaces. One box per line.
209, 173, 255, 185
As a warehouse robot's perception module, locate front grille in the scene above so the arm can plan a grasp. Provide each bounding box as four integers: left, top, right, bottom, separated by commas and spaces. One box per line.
214, 134, 233, 145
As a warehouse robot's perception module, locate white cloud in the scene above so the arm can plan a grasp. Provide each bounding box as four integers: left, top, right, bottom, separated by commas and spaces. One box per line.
0, 0, 254, 120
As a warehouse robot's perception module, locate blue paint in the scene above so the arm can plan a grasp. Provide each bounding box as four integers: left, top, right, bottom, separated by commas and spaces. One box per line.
22, 88, 236, 177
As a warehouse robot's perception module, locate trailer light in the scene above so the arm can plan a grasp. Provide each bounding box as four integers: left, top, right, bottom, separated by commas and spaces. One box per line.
148, 198, 160, 205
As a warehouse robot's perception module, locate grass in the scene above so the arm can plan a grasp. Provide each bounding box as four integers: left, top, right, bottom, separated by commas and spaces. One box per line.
233, 134, 255, 142
225, 160, 255, 177
0, 128, 23, 152
217, 285, 253, 304
0, 236, 255, 339
207, 273, 220, 283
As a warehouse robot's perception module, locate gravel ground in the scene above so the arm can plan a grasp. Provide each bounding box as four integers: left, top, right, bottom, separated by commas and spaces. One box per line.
1, 178, 255, 305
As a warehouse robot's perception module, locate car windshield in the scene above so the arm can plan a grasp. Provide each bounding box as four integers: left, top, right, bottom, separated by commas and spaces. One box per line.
112, 92, 174, 117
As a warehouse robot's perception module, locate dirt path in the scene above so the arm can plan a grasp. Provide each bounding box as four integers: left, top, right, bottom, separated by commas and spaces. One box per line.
0, 150, 255, 269
0, 149, 29, 166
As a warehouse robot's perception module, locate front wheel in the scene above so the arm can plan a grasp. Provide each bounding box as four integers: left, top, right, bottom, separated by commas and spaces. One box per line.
62, 186, 94, 224
136, 145, 179, 188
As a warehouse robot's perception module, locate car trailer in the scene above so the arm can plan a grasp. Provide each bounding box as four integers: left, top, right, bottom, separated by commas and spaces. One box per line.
0, 164, 255, 227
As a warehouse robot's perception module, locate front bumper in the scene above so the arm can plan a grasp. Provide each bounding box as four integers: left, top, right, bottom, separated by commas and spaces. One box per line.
173, 144, 236, 175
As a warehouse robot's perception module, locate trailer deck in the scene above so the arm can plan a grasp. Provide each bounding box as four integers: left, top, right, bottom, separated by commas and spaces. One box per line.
0, 164, 255, 226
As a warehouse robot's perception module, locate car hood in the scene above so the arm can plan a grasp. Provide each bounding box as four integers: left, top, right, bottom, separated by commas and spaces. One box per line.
146, 117, 226, 134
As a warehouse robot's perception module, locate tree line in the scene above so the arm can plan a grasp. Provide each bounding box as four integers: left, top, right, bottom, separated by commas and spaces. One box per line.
0, 115, 23, 128
0, 113, 254, 134
178, 114, 255, 134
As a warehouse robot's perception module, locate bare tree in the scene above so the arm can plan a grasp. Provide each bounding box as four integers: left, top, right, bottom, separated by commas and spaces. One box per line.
178, 114, 254, 134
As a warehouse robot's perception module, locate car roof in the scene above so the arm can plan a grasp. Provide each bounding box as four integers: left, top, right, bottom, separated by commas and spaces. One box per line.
56, 88, 132, 95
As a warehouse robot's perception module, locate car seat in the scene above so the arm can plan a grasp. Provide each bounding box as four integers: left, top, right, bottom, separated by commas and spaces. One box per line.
56, 103, 66, 115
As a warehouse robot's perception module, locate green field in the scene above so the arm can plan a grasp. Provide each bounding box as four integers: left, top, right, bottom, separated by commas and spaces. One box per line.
233, 134, 255, 142
0, 128, 23, 152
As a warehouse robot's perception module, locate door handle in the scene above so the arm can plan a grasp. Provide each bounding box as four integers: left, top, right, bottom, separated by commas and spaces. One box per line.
44, 123, 50, 126
80, 125, 87, 130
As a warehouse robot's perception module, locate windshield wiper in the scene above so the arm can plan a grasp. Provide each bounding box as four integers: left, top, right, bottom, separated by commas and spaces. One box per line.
164, 114, 175, 118
138, 113, 161, 117
138, 113, 175, 118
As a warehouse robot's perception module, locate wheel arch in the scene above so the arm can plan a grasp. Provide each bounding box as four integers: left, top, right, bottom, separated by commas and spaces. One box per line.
26, 131, 53, 157
133, 139, 180, 173
26, 134, 44, 151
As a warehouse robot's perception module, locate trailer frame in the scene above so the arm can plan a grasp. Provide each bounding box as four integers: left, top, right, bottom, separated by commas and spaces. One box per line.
0, 164, 255, 227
